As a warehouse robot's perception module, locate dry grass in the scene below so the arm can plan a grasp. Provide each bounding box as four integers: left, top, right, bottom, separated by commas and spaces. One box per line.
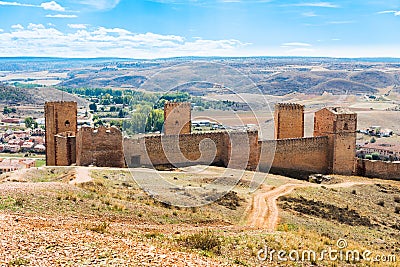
1, 167, 400, 266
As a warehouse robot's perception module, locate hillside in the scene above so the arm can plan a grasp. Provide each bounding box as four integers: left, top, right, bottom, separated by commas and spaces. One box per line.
0, 166, 399, 266
0, 83, 87, 106
0, 83, 31, 104
1, 58, 400, 97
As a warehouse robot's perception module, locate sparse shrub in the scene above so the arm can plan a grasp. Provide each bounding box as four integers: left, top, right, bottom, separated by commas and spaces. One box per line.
351, 190, 357, 195
277, 223, 297, 232
181, 229, 222, 254
14, 197, 24, 207
394, 196, 400, 203
87, 221, 109, 234
377, 200, 385, 207
9, 257, 30, 266
395, 207, 400, 214
145, 231, 164, 239
112, 203, 126, 212
234, 259, 249, 266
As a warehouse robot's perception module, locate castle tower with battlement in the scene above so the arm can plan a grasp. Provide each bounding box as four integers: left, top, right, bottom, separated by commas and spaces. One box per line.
164, 102, 191, 135
274, 103, 304, 139
45, 101, 77, 166
314, 107, 357, 175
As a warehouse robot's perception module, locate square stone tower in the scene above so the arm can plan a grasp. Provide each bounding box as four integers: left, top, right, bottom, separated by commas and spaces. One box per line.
274, 103, 304, 139
314, 107, 357, 175
164, 102, 191, 135
45, 101, 77, 166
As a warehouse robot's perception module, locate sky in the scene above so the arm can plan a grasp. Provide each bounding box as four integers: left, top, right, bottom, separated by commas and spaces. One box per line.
0, 0, 399, 58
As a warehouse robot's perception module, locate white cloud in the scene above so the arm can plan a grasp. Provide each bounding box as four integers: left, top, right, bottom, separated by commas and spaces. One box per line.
68, 24, 88, 29
46, 14, 78, 18
0, 24, 248, 58
40, 1, 65, 11
378, 10, 400, 16
0, 0, 66, 11
11, 24, 24, 30
0, 1, 35, 7
281, 42, 312, 47
78, 0, 120, 10
288, 2, 339, 8
302, 11, 318, 17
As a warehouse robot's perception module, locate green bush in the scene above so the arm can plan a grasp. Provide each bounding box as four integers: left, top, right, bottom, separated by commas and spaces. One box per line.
181, 229, 222, 254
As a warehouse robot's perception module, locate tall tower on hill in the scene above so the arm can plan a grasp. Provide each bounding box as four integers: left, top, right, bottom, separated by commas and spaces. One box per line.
274, 103, 305, 139
164, 102, 191, 135
314, 107, 357, 175
45, 102, 77, 166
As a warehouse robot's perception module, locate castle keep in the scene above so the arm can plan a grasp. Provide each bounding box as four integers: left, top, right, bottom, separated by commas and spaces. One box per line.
45, 101, 360, 179
45, 102, 77, 166
274, 103, 304, 139
164, 102, 192, 135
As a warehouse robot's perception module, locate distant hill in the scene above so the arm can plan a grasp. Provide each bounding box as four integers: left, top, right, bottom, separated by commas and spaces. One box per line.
2, 57, 400, 97
0, 83, 87, 106
0, 83, 31, 104
309, 79, 377, 95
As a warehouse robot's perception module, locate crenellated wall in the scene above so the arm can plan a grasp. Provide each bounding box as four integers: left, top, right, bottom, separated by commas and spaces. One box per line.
356, 158, 400, 180
76, 126, 125, 167
259, 136, 330, 179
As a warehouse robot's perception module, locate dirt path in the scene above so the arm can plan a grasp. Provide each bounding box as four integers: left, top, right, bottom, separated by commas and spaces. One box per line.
69, 167, 92, 185
247, 180, 376, 230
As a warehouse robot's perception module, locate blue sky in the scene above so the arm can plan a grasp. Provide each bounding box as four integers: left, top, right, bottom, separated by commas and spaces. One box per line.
0, 0, 399, 58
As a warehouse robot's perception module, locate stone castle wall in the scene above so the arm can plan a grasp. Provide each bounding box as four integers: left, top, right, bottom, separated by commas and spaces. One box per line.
164, 102, 191, 135
356, 158, 400, 180
274, 103, 304, 139
76, 126, 125, 168
45, 102, 77, 166
259, 136, 330, 179
124, 130, 259, 171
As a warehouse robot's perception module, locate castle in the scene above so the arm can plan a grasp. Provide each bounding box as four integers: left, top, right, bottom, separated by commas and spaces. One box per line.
46, 101, 362, 179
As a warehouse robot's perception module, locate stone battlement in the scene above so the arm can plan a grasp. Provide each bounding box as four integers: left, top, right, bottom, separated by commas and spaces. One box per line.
275, 103, 304, 110
80, 125, 121, 134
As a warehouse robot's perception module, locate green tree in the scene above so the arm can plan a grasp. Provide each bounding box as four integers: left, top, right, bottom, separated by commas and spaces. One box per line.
3, 106, 15, 115
145, 109, 164, 132
370, 137, 376, 143
24, 117, 34, 129
89, 103, 97, 112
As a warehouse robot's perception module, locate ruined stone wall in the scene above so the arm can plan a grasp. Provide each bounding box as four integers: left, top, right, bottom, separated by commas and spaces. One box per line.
274, 103, 304, 139
356, 158, 400, 180
164, 102, 191, 135
76, 126, 125, 168
55, 132, 76, 166
259, 136, 329, 179
123, 130, 259, 171
45, 101, 77, 166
